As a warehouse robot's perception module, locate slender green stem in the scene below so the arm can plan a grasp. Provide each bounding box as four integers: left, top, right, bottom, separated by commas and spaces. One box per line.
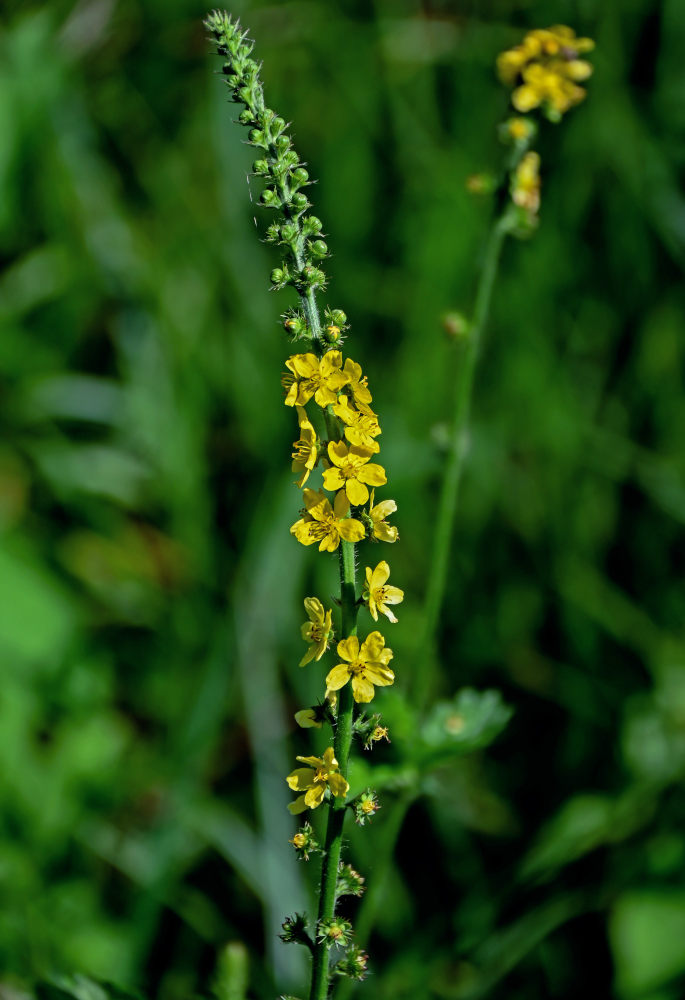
309, 539, 358, 1000
413, 216, 509, 710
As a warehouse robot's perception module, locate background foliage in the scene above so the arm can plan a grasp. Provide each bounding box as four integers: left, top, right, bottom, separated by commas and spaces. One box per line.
2, 0, 685, 998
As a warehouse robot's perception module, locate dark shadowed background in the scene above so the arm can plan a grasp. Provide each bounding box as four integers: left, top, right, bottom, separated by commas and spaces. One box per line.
2, 0, 685, 998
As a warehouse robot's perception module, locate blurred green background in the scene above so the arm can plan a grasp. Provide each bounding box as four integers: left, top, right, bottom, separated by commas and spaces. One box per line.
2, 0, 685, 998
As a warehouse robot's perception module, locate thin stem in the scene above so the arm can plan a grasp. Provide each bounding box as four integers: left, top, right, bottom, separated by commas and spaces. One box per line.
309, 539, 358, 1000
413, 216, 509, 710
334, 790, 415, 1000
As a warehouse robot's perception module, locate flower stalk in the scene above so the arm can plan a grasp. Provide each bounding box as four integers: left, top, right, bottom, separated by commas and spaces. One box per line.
205, 11, 401, 998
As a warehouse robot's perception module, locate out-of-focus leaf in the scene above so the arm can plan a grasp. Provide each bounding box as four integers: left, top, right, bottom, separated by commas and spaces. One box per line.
213, 942, 249, 1000
610, 892, 685, 998
0, 543, 78, 662
36, 977, 142, 1000
521, 789, 657, 881
419, 688, 513, 761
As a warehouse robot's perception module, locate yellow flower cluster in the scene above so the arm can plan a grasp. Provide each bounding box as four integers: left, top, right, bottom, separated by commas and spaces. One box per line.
497, 25, 594, 118
284, 345, 404, 813
284, 349, 398, 552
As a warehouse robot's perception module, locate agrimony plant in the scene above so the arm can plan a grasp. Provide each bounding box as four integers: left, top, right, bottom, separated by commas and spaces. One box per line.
205, 11, 402, 999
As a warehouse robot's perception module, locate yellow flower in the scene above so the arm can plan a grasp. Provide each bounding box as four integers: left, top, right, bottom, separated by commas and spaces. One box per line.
291, 488, 365, 552
363, 561, 404, 623
326, 632, 394, 703
368, 490, 399, 543
341, 358, 373, 407
497, 25, 594, 118
291, 405, 319, 487
300, 596, 334, 666
286, 746, 349, 814
283, 350, 347, 408
322, 441, 386, 507
511, 151, 541, 214
333, 396, 381, 453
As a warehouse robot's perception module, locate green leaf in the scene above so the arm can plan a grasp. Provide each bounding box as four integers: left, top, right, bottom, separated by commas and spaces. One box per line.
419, 688, 513, 763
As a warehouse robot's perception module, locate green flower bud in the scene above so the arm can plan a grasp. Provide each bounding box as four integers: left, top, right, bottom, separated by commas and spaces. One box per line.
248, 128, 266, 147
280, 221, 298, 243
271, 115, 286, 136
260, 188, 280, 208
302, 215, 322, 235
238, 109, 254, 125
265, 223, 280, 243
274, 134, 291, 153
328, 309, 347, 327
290, 192, 309, 212
308, 239, 328, 259
300, 265, 326, 290
290, 167, 309, 188
271, 267, 290, 288
252, 158, 269, 175
282, 151, 299, 170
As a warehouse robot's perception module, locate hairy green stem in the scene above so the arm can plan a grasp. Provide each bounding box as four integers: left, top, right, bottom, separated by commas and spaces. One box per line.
309, 540, 358, 1000
414, 216, 509, 710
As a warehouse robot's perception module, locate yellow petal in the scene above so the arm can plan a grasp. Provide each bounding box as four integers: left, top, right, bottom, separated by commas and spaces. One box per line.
288, 795, 309, 815
351, 675, 375, 703
327, 772, 349, 798
371, 498, 397, 519
304, 596, 324, 623
337, 636, 360, 662
383, 585, 404, 604
333, 490, 351, 519
364, 662, 395, 687
346, 478, 369, 507
294, 709, 321, 728
320, 350, 343, 375
337, 518, 365, 543
322, 747, 338, 769
286, 768, 316, 791
362, 631, 386, 660
371, 561, 390, 589
304, 784, 326, 808
322, 468, 345, 493
326, 663, 351, 691
327, 440, 349, 467
512, 84, 541, 112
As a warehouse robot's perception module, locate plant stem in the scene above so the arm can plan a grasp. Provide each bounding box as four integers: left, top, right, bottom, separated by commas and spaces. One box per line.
309, 539, 358, 1000
413, 215, 509, 710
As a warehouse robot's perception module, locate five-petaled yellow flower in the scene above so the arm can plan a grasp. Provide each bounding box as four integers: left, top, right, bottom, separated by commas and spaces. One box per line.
322, 441, 386, 507
291, 488, 365, 552
368, 490, 399, 543
326, 632, 394, 703
341, 358, 373, 407
291, 405, 319, 487
300, 596, 334, 666
283, 351, 347, 408
363, 561, 404, 623
286, 747, 349, 814
333, 397, 381, 453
